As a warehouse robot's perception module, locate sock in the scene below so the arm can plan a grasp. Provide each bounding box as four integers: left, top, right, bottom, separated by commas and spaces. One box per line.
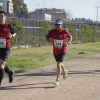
0, 69, 4, 84
4, 65, 10, 74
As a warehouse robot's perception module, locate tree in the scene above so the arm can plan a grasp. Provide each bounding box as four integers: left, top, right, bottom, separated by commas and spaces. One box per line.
81, 24, 100, 43
7, 18, 26, 47
66, 9, 73, 20
37, 21, 54, 46
66, 22, 78, 43
12, 0, 28, 14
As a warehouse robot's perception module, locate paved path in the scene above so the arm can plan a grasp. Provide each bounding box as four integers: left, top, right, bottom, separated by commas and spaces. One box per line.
0, 54, 100, 100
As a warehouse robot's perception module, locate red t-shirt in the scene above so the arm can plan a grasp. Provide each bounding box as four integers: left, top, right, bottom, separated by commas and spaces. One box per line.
46, 28, 71, 54
0, 22, 11, 48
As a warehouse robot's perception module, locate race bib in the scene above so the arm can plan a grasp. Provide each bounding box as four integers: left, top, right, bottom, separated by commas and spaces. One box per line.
0, 38, 6, 48
54, 39, 63, 48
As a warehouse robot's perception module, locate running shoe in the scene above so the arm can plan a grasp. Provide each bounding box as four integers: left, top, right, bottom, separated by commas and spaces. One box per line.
63, 70, 68, 80
9, 70, 14, 83
53, 79, 59, 86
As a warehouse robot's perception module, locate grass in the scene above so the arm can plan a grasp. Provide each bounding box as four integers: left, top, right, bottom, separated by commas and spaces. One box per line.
6, 42, 100, 74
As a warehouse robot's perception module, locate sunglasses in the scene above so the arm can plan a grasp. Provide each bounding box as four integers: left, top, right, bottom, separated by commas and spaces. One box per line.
55, 24, 61, 26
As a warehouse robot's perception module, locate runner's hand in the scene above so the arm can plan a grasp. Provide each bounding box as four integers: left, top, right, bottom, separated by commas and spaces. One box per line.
8, 33, 13, 38
64, 43, 69, 47
49, 38, 53, 43
47, 38, 53, 43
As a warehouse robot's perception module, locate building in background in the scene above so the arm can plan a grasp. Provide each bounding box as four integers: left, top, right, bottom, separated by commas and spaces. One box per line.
0, 2, 3, 10
0, 0, 13, 14
29, 8, 68, 21
0, 3, 3, 10
29, 9, 51, 21
42, 8, 68, 21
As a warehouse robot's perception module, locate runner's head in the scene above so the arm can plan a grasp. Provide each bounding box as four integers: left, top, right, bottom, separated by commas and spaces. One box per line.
0, 11, 7, 24
55, 19, 63, 30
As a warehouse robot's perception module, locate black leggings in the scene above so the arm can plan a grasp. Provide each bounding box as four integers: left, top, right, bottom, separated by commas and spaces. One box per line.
54, 53, 66, 62
0, 69, 4, 84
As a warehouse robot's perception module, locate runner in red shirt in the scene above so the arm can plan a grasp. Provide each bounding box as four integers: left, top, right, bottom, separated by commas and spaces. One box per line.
0, 11, 16, 89
46, 19, 72, 86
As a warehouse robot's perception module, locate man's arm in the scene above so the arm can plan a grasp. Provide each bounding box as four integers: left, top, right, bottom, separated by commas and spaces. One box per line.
67, 35, 72, 45
46, 30, 53, 43
8, 24, 16, 38
10, 33, 16, 38
64, 35, 72, 47
46, 37, 53, 43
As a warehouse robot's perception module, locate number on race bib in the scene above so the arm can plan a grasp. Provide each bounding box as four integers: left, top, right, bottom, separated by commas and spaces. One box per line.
0, 38, 6, 48
54, 39, 63, 48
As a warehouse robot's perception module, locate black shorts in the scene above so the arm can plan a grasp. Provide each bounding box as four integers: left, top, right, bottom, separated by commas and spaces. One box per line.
54, 53, 66, 62
0, 48, 10, 61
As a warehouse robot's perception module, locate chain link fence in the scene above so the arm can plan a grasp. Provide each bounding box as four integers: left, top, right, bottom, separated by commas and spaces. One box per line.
8, 18, 51, 48
8, 17, 100, 49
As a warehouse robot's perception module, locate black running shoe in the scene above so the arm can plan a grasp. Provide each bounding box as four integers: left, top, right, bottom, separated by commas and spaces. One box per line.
9, 70, 14, 83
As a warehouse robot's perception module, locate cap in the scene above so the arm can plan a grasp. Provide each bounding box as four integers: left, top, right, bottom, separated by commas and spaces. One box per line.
0, 10, 6, 16
55, 19, 63, 25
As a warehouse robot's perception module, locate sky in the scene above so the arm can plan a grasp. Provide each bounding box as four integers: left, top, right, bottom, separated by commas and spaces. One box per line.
24, 0, 100, 21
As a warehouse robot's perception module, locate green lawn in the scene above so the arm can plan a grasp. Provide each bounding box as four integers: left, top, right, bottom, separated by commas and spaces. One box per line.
6, 42, 100, 73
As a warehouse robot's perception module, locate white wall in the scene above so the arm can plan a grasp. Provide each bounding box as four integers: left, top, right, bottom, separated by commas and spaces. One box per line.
45, 14, 51, 21
29, 11, 51, 21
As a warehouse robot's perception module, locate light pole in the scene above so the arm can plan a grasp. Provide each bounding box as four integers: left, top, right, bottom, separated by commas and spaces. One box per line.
36, 4, 40, 21
36, 4, 40, 44
94, 0, 100, 26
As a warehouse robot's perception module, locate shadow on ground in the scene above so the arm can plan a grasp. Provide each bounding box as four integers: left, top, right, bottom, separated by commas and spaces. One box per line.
1, 82, 55, 90
15, 69, 100, 77
2, 70, 100, 90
